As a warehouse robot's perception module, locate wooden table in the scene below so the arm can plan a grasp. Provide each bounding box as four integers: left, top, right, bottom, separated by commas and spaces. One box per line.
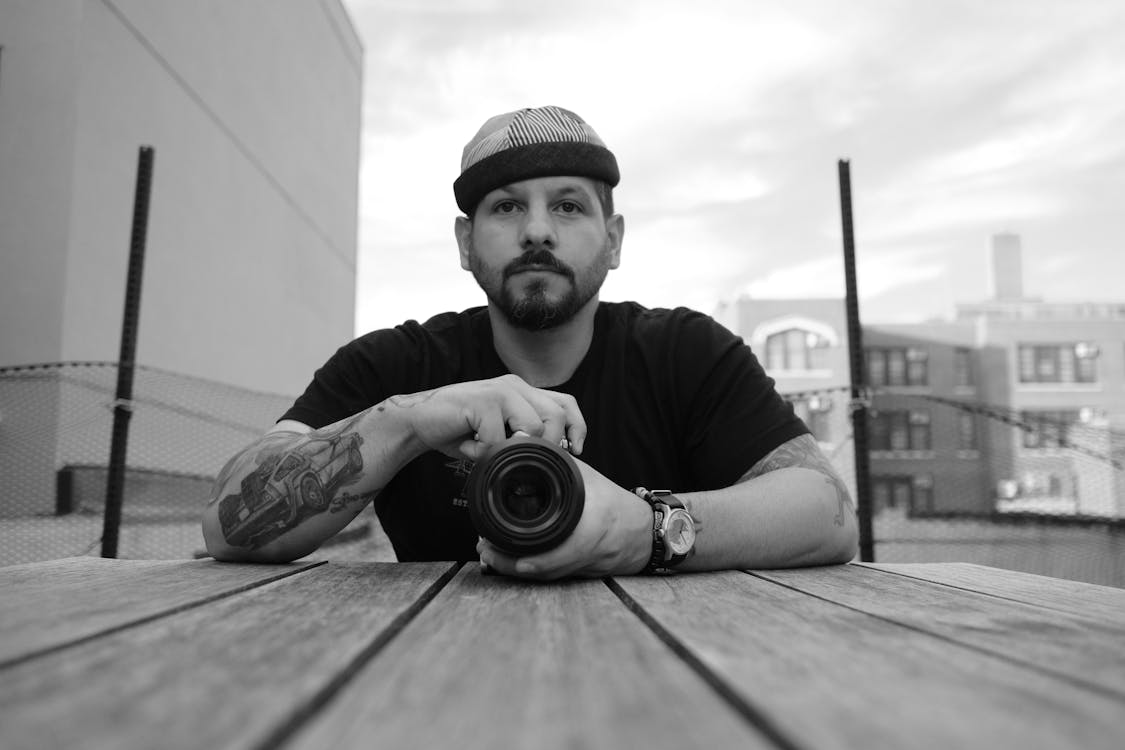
2, 557, 1123, 750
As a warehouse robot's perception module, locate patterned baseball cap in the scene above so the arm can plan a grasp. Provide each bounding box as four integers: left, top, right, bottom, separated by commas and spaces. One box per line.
453, 106, 620, 214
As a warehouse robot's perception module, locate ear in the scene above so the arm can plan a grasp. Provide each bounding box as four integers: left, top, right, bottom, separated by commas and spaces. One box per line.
454, 216, 473, 271
605, 213, 624, 270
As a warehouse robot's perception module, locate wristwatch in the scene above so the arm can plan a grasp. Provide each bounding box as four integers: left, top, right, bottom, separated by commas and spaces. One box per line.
633, 487, 700, 574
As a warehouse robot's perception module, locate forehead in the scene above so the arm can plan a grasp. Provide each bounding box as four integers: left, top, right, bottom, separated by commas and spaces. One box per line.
486, 175, 600, 202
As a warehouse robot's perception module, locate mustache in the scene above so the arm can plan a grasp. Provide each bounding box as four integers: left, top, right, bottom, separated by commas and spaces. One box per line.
503, 250, 574, 280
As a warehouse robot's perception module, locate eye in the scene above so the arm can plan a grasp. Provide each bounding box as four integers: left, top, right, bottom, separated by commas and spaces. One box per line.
556, 200, 583, 214
493, 200, 520, 214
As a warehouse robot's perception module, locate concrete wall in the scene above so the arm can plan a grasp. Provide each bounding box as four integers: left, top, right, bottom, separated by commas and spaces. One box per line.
0, 0, 363, 396
0, 0, 84, 365
0, 1, 362, 522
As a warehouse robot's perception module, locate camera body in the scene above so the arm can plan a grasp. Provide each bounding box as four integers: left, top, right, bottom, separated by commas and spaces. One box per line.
465, 435, 585, 555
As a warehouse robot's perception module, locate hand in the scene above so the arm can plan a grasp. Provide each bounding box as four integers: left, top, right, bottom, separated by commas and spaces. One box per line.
477, 459, 652, 580
394, 374, 586, 461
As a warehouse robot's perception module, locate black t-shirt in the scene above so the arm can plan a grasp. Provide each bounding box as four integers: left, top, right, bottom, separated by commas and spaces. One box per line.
281, 301, 807, 561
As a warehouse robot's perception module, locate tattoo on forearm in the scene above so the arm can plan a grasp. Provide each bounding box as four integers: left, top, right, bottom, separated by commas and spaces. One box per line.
377, 389, 439, 412
208, 431, 296, 508
743, 434, 855, 527
328, 489, 379, 514
214, 414, 373, 549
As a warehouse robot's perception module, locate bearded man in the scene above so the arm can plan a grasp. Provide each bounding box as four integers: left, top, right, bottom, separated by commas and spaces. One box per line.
203, 106, 857, 578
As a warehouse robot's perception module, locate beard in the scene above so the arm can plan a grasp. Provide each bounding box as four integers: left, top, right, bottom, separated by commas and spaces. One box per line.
470, 246, 611, 331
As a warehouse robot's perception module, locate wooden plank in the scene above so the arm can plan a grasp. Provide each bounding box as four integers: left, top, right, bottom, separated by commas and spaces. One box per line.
856, 562, 1125, 623
283, 564, 778, 750
0, 556, 322, 667
0, 561, 456, 750
754, 563, 1125, 697
615, 570, 1125, 750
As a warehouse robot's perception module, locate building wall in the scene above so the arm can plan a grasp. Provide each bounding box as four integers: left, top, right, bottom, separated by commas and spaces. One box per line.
0, 1, 363, 518
863, 323, 992, 514
0, 0, 362, 396
977, 315, 1125, 428
974, 313, 1125, 517
722, 297, 857, 497
0, 0, 84, 365
717, 292, 1125, 520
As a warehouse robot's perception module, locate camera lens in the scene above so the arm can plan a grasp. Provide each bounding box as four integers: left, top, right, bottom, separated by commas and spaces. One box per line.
466, 435, 584, 555
498, 469, 551, 522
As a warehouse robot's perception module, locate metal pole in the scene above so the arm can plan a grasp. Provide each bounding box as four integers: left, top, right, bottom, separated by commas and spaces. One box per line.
838, 159, 875, 562
102, 146, 155, 558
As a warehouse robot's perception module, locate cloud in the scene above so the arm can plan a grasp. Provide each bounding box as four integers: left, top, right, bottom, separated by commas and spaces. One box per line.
740, 250, 946, 301
343, 0, 1125, 334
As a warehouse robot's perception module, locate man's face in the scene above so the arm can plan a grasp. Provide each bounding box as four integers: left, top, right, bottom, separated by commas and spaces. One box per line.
456, 176, 623, 331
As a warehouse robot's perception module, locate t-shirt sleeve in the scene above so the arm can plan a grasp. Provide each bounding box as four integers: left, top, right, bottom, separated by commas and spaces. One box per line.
279, 327, 417, 429
672, 310, 809, 487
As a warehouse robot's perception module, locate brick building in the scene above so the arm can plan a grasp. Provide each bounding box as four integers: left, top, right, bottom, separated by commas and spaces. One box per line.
717, 234, 1125, 519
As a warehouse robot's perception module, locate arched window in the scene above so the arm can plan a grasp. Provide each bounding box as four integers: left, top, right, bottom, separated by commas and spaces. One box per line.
764, 328, 829, 371
750, 316, 839, 373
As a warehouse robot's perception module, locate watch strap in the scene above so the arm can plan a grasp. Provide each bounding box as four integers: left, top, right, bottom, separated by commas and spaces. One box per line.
634, 487, 686, 574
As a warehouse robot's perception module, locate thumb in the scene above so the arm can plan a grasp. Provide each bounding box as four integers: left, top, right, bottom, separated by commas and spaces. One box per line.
459, 438, 487, 462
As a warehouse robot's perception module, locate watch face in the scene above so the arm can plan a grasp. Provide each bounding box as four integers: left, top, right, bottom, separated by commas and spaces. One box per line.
665, 509, 696, 555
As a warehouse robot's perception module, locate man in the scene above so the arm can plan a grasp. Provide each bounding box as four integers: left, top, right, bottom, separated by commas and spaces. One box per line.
202, 105, 858, 578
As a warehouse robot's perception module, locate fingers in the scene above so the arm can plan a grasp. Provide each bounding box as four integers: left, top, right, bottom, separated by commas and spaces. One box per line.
476, 538, 579, 581
515, 391, 568, 445
422, 375, 588, 460
475, 403, 518, 445
488, 376, 587, 454
533, 390, 586, 455
497, 389, 552, 439
459, 438, 486, 462
513, 381, 587, 455
564, 401, 587, 455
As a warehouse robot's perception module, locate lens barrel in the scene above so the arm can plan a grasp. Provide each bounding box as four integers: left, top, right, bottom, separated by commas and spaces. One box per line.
466, 435, 585, 555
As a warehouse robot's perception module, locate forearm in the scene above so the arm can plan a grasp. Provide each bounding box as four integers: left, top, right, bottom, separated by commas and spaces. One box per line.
202, 404, 422, 563
480, 459, 857, 579
678, 467, 859, 571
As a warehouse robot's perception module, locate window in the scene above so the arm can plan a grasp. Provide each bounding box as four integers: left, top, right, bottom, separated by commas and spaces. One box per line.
908, 410, 931, 450
869, 410, 931, 451
914, 474, 935, 511
957, 413, 978, 450
888, 349, 907, 385
791, 395, 833, 442
1021, 410, 1079, 449
954, 348, 974, 388
867, 349, 886, 386
871, 475, 934, 513
866, 347, 928, 386
765, 328, 828, 371
807, 397, 832, 443
1017, 344, 1097, 384
1020, 471, 1064, 497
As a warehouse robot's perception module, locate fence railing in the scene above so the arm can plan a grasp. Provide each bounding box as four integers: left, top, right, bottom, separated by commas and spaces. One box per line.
0, 362, 385, 565
2, 362, 1122, 586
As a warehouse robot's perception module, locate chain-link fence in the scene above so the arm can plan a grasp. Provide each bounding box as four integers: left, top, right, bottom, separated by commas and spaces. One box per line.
0, 362, 386, 566
2, 363, 1122, 586
785, 384, 1125, 587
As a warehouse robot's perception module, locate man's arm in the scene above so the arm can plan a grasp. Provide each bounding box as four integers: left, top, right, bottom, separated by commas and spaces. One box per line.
478, 433, 858, 578
202, 375, 587, 563
676, 433, 859, 571
202, 409, 412, 563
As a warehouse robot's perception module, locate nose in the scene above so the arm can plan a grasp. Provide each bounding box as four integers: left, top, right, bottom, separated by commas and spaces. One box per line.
520, 202, 556, 251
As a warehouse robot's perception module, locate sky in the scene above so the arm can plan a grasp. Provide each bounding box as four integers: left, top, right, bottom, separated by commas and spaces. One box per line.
340, 0, 1125, 335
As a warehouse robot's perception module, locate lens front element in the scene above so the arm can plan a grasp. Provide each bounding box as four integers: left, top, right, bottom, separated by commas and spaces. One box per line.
466, 435, 585, 555
498, 467, 553, 524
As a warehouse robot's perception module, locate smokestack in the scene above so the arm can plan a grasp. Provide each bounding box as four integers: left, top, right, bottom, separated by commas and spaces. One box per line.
989, 232, 1023, 300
